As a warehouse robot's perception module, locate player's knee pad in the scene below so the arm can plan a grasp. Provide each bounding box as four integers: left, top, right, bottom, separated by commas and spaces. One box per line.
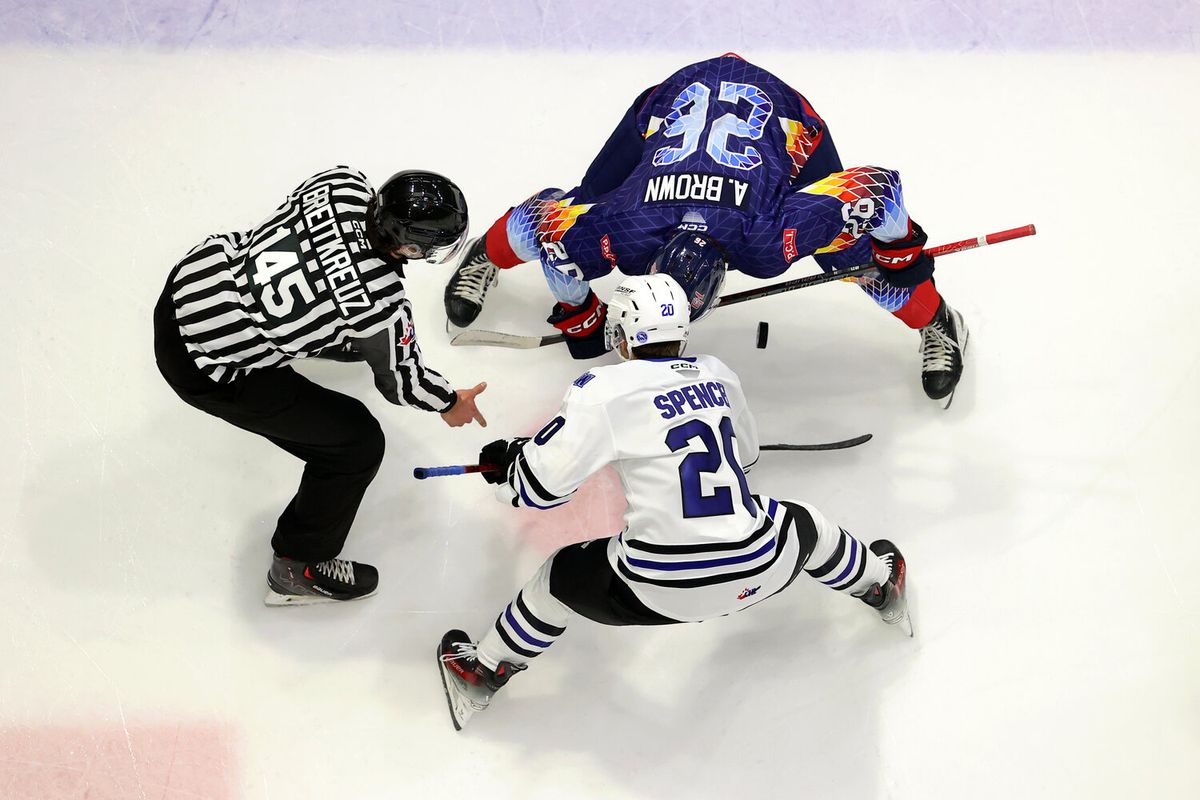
782, 501, 820, 566
784, 500, 839, 567
763, 497, 821, 568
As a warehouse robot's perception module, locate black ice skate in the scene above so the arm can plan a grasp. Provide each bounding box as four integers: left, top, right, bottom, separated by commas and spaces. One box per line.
436, 629, 524, 731
264, 555, 379, 606
859, 540, 913, 637
919, 299, 969, 409
444, 236, 499, 328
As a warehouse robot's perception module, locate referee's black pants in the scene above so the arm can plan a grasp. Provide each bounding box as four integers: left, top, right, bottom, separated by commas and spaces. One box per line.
153, 288, 384, 563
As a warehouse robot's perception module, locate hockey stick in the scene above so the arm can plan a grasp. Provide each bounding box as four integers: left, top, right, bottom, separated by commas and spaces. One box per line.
450, 224, 1036, 349
413, 434, 871, 479
449, 329, 565, 349
413, 463, 499, 480
717, 224, 1035, 308
761, 433, 872, 451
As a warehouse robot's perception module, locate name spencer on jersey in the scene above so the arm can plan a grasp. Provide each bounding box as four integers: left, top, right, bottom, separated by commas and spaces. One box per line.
643, 173, 751, 211
300, 183, 373, 318
654, 380, 732, 420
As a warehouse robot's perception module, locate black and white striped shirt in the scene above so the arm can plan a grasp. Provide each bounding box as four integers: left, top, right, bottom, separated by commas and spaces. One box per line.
166, 166, 455, 412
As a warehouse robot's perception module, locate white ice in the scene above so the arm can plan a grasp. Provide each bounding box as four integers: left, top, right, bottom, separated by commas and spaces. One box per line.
0, 47, 1197, 798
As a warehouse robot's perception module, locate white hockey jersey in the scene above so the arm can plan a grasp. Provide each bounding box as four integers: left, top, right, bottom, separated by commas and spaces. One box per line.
498, 355, 802, 621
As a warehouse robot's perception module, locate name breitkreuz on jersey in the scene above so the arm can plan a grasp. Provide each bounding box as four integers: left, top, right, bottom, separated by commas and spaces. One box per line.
248, 181, 374, 323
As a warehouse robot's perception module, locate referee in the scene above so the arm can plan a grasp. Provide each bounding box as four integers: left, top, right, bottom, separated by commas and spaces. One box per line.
153, 166, 484, 605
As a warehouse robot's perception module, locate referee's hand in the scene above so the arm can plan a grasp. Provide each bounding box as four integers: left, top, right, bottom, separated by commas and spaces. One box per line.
441, 382, 488, 428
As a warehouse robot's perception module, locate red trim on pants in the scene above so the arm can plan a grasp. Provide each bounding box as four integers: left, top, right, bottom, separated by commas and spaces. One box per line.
892, 280, 941, 329
484, 211, 524, 269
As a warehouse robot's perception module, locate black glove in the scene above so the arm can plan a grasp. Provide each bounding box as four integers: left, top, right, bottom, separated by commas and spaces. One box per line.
478, 437, 529, 485
870, 221, 936, 289
547, 292, 611, 360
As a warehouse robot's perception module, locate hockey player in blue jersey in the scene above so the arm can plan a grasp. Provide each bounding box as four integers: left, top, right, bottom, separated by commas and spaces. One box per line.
444, 53, 968, 406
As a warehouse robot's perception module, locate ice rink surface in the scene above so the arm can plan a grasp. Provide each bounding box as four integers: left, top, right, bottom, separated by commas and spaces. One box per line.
2, 30, 1199, 800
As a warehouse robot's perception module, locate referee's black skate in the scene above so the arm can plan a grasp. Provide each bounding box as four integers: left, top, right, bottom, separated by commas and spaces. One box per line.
264, 555, 379, 606
859, 540, 912, 637
919, 298, 969, 409
436, 629, 524, 731
444, 236, 498, 328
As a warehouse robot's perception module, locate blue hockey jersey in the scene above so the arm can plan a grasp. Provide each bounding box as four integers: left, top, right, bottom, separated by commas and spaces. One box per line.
499, 54, 915, 283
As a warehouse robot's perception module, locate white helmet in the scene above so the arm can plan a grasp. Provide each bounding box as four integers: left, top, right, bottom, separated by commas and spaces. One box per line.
605, 273, 690, 359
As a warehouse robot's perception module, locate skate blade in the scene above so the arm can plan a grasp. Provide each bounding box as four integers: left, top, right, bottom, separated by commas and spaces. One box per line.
263, 587, 377, 607
941, 319, 970, 411
933, 319, 969, 410
881, 610, 915, 638
880, 594, 915, 637
436, 653, 474, 732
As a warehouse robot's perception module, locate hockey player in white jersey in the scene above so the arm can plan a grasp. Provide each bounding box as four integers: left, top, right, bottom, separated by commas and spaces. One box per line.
436, 273, 910, 730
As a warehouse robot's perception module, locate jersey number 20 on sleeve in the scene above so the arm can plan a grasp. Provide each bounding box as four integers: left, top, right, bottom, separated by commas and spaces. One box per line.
653, 81, 774, 171
666, 416, 756, 518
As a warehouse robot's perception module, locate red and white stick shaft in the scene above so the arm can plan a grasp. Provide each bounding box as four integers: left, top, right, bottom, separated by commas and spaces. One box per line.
926, 224, 1036, 257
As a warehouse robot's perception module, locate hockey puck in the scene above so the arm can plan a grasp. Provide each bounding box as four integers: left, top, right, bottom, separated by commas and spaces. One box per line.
756, 321, 769, 349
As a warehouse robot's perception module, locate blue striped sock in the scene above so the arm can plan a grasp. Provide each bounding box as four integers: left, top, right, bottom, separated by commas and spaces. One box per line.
804, 527, 888, 596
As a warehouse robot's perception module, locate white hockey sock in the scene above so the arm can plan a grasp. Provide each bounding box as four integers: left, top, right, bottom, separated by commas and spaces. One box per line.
477, 556, 572, 671
799, 502, 890, 596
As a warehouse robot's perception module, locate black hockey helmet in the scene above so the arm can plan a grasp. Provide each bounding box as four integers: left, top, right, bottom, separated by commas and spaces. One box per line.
369, 170, 469, 263
648, 231, 729, 322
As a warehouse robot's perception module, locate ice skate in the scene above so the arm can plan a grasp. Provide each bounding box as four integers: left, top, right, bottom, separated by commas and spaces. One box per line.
859, 540, 912, 637
444, 236, 499, 328
264, 554, 379, 606
436, 629, 524, 731
919, 298, 969, 409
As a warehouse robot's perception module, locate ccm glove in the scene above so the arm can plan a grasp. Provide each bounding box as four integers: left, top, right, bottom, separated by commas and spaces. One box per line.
478, 437, 529, 485
871, 221, 936, 289
547, 291, 610, 360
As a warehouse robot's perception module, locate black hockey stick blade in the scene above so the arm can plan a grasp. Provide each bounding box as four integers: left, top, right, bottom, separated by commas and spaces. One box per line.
761, 433, 872, 451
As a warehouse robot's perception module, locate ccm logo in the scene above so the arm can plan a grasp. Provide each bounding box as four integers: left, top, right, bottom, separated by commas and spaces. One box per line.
783, 228, 798, 261
875, 252, 916, 266
567, 308, 604, 334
